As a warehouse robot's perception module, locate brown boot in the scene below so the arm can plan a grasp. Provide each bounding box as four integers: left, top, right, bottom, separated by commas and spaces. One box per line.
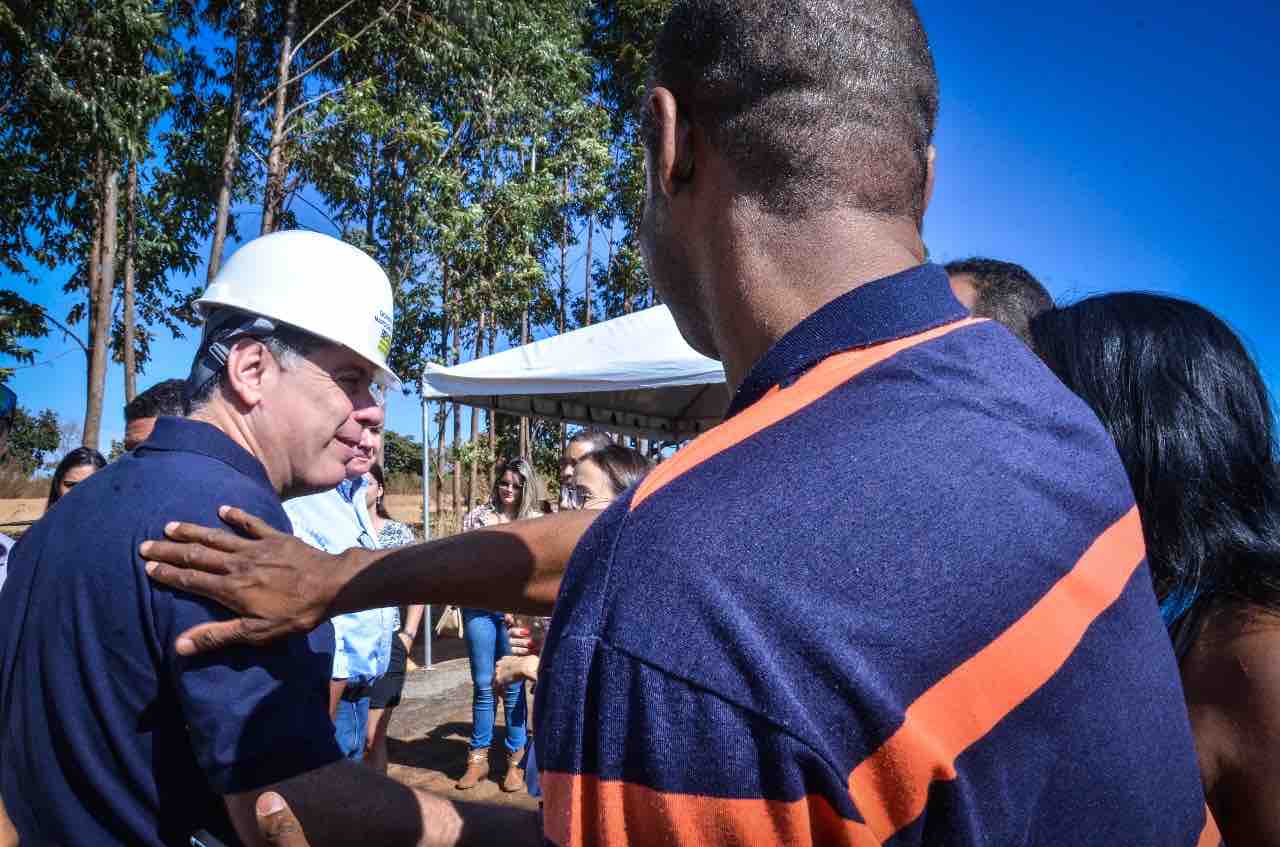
456, 749, 489, 790
501, 748, 526, 793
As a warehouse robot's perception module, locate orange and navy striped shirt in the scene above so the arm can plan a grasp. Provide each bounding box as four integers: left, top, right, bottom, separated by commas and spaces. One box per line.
536, 263, 1209, 845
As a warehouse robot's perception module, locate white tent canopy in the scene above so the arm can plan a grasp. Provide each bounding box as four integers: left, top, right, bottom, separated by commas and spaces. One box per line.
414, 306, 727, 668
420, 305, 729, 442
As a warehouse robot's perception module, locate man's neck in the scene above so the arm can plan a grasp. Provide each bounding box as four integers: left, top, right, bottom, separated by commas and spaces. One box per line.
189, 400, 284, 494
707, 207, 926, 391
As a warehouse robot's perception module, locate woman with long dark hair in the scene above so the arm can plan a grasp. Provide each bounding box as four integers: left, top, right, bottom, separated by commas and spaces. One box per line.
455, 456, 544, 792
46, 447, 107, 511
1031, 293, 1280, 844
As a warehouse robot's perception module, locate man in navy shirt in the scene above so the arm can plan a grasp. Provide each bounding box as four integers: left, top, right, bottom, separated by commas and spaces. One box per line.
0, 232, 529, 846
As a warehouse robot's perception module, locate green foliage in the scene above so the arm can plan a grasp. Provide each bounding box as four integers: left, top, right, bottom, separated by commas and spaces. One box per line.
381, 428, 425, 477
8, 406, 61, 476
0, 291, 48, 382
3, 0, 677, 452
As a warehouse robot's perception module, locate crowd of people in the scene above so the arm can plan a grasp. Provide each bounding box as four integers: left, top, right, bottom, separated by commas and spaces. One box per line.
0, 0, 1277, 845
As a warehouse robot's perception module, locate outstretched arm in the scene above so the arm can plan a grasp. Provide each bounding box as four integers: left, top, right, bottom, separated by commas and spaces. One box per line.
141, 507, 596, 655
226, 759, 539, 847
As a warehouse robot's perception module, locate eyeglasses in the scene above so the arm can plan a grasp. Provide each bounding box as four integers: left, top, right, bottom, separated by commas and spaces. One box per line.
564, 485, 609, 510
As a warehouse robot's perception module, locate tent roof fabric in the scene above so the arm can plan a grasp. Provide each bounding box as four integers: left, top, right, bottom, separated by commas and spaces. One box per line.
420, 305, 729, 441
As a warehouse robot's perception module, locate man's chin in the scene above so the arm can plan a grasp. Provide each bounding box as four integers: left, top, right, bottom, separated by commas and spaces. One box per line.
281, 465, 349, 501
347, 457, 374, 478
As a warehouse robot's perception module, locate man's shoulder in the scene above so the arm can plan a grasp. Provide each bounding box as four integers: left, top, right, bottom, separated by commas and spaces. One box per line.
130, 449, 290, 532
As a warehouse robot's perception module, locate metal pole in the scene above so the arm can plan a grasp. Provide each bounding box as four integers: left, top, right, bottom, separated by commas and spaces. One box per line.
420, 389, 433, 670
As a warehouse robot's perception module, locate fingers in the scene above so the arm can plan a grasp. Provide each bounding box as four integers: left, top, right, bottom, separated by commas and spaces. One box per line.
143, 561, 239, 605
509, 629, 532, 656
174, 617, 282, 656
220, 505, 285, 540
257, 792, 311, 847
163, 519, 252, 551
139, 540, 233, 575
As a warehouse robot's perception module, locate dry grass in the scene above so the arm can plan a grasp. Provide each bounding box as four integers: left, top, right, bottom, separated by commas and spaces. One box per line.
0, 462, 46, 500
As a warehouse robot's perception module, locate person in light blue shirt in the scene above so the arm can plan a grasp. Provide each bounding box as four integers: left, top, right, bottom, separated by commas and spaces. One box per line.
284, 425, 399, 760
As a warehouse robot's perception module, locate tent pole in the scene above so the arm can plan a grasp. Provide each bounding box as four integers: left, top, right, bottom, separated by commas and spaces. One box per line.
420, 388, 432, 670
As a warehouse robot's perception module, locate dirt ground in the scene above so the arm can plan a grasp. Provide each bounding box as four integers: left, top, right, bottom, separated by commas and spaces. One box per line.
385, 661, 539, 812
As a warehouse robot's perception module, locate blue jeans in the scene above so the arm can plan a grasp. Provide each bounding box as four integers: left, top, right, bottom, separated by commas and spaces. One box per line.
462, 608, 527, 752
334, 691, 370, 760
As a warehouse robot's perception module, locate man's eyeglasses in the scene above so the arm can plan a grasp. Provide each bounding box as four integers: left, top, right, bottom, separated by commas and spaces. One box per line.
563, 485, 608, 510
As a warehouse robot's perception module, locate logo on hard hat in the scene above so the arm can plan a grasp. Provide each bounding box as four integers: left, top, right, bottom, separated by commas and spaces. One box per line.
375, 310, 393, 358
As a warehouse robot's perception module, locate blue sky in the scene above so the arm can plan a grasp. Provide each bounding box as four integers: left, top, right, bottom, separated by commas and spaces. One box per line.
4, 1, 1278, 452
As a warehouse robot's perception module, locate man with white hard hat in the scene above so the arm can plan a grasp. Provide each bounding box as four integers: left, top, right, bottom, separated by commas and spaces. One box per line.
0, 231, 526, 846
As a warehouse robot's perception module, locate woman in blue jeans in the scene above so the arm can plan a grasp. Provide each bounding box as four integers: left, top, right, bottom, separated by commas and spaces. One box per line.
456, 457, 543, 791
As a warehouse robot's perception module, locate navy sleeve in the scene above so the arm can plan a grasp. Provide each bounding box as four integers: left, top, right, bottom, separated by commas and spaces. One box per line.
151, 490, 342, 794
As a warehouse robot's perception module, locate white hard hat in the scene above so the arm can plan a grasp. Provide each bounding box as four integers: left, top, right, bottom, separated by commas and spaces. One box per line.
197, 230, 401, 389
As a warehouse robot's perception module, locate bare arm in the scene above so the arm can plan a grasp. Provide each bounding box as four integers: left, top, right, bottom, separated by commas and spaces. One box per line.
1183, 606, 1280, 846
399, 604, 426, 648
0, 795, 17, 847
224, 759, 540, 847
140, 506, 596, 655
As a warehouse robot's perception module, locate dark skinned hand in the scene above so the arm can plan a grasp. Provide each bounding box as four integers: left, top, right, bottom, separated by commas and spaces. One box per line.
256, 793, 311, 847
139, 505, 350, 656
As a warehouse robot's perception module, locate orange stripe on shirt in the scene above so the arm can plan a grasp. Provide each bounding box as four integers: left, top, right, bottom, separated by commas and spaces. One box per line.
846, 507, 1147, 841
541, 771, 878, 847
1197, 806, 1222, 847
629, 317, 985, 511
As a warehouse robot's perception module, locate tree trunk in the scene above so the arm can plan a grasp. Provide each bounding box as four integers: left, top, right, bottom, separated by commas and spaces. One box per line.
449, 302, 461, 529
559, 171, 569, 335
558, 172, 569, 451
468, 311, 485, 509
604, 221, 615, 318
486, 321, 496, 491
209, 0, 256, 279
519, 307, 529, 457
84, 153, 104, 436
260, 0, 297, 235
434, 260, 449, 530
84, 160, 119, 450
122, 160, 139, 404
583, 214, 594, 326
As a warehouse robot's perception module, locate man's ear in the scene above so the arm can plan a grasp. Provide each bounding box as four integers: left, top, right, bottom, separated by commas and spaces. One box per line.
646, 86, 695, 197
222, 338, 272, 410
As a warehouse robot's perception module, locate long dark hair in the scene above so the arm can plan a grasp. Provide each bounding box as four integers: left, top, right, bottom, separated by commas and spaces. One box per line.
579, 444, 652, 499
1030, 293, 1280, 620
368, 463, 392, 521
47, 447, 108, 509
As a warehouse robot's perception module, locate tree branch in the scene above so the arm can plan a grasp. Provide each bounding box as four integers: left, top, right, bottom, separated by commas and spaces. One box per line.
30, 303, 89, 354
256, 1, 402, 108
289, 191, 343, 235
283, 70, 385, 124
287, 0, 360, 62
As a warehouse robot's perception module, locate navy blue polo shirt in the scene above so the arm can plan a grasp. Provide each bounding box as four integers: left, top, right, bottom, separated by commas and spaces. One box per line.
536, 263, 1209, 845
0, 417, 341, 846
